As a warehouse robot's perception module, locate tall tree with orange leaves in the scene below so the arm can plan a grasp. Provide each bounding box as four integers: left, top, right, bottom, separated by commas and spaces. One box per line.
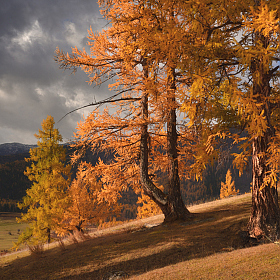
179, 0, 280, 240
56, 0, 280, 240
55, 0, 198, 222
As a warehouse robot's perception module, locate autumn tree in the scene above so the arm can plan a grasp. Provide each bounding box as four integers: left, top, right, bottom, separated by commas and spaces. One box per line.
55, 0, 280, 239
220, 169, 239, 199
17, 116, 71, 245
180, 0, 280, 240
55, 0, 198, 222
58, 162, 120, 235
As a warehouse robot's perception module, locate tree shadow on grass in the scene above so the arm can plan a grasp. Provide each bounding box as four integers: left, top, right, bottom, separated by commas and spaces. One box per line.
0, 197, 253, 280
59, 208, 251, 279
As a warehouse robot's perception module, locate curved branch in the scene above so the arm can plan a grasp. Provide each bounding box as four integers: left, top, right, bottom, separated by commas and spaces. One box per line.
58, 97, 141, 122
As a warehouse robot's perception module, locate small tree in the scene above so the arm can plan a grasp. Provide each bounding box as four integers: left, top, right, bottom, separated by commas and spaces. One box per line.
58, 162, 120, 235
220, 169, 239, 199
16, 116, 71, 246
136, 185, 164, 219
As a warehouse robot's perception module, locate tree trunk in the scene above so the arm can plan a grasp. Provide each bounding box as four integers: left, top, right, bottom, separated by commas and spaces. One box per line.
247, 31, 280, 240
47, 227, 51, 244
248, 134, 280, 240
139, 61, 191, 222
165, 66, 191, 222
139, 87, 169, 214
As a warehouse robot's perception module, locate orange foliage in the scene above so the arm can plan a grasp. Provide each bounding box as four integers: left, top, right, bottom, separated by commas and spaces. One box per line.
55, 0, 280, 237
137, 185, 164, 219
220, 169, 239, 199
58, 162, 121, 235
54, 0, 209, 221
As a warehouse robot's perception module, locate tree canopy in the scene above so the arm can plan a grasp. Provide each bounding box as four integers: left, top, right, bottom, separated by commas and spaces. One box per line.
55, 0, 200, 222
56, 0, 280, 240
180, 0, 280, 240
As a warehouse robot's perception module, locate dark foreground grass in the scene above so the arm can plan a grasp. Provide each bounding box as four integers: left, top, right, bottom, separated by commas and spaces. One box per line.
0, 194, 279, 279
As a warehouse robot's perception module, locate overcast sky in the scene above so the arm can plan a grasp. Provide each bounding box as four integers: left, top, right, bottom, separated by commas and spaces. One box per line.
0, 0, 111, 144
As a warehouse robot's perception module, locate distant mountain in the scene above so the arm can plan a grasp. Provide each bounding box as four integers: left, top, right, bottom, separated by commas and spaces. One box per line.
0, 143, 36, 156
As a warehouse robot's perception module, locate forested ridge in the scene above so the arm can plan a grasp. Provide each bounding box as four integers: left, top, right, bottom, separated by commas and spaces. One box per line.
0, 142, 250, 214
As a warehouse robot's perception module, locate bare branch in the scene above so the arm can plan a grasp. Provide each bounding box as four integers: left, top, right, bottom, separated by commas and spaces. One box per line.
58, 97, 141, 122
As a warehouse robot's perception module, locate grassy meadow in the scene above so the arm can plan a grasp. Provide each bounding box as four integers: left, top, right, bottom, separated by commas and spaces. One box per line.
0, 193, 280, 279
0, 213, 27, 252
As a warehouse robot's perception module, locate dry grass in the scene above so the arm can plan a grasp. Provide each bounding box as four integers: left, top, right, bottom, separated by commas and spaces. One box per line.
129, 243, 280, 280
0, 193, 279, 279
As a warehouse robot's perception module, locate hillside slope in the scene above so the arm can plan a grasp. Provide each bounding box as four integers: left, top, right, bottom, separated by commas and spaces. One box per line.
1, 193, 279, 279
130, 242, 280, 280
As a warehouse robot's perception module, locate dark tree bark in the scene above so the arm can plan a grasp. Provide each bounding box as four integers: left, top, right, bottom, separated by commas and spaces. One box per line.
249, 134, 280, 240
247, 31, 280, 240
165, 67, 191, 221
139, 61, 191, 222
47, 227, 51, 244
139, 90, 168, 211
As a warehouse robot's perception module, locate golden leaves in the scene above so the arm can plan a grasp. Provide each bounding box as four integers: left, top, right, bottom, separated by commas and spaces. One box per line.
17, 116, 71, 245
220, 169, 239, 199
206, 132, 227, 155
232, 152, 249, 177
262, 132, 280, 190
136, 185, 164, 219
243, 4, 279, 37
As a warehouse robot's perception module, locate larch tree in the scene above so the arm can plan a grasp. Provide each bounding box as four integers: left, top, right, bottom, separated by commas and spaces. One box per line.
55, 0, 198, 222
58, 162, 121, 236
17, 116, 71, 245
181, 0, 280, 240
54, 0, 280, 239
220, 169, 239, 199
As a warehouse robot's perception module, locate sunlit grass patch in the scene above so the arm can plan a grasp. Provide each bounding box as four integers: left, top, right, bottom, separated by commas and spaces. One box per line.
0, 213, 27, 252
129, 243, 280, 280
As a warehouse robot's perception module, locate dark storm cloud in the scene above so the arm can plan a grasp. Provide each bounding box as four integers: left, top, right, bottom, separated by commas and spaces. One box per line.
0, 0, 110, 144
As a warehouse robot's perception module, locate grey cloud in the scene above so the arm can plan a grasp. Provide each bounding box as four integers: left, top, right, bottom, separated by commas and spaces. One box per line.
0, 0, 110, 144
